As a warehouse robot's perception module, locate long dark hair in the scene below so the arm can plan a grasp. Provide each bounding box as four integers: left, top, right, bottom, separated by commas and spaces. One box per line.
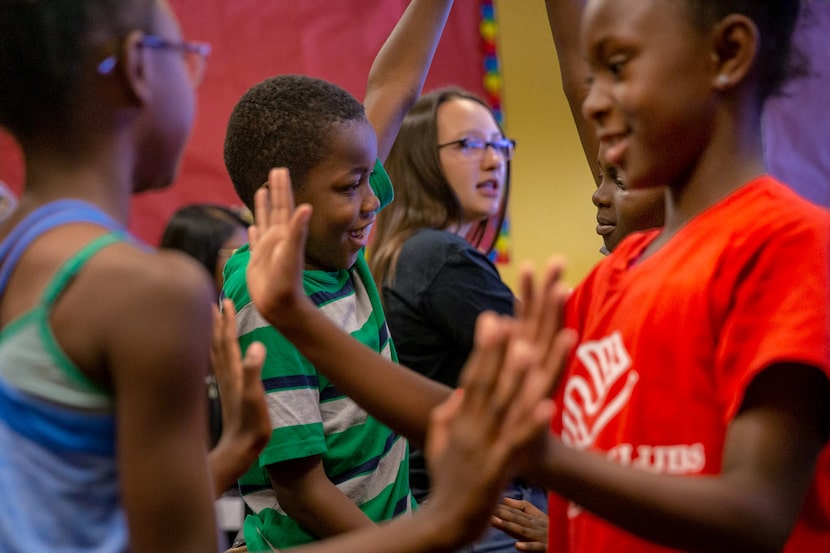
159, 204, 249, 276
369, 87, 510, 289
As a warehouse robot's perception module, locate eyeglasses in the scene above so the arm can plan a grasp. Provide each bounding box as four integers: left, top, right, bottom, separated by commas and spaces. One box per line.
437, 137, 516, 162
98, 34, 212, 87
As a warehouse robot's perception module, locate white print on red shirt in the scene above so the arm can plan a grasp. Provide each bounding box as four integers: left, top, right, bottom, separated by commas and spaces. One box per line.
560, 332, 707, 519
562, 331, 638, 449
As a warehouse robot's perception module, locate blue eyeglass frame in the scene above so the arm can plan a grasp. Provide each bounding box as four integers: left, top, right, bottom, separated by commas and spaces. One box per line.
97, 34, 212, 76
437, 137, 517, 160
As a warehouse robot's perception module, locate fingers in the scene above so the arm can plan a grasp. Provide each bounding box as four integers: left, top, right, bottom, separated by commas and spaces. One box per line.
245, 166, 313, 318
250, 167, 300, 252
517, 257, 566, 348
210, 300, 241, 387
266, 168, 294, 228
507, 260, 574, 427
456, 313, 514, 431
492, 497, 549, 547
241, 341, 266, 379
515, 540, 547, 551
456, 311, 509, 391
424, 388, 465, 467
502, 498, 545, 517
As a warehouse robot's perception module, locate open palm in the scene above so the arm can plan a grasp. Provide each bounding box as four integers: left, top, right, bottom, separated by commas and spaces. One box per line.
246, 168, 313, 319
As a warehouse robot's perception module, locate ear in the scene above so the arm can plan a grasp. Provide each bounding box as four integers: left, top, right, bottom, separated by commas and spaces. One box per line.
119, 30, 152, 105
709, 14, 759, 91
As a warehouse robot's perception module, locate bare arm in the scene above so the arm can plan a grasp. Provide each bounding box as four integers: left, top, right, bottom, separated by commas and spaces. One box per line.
527, 363, 828, 553
285, 290, 573, 553
365, 0, 454, 162
267, 456, 374, 538
104, 253, 218, 553
544, 0, 597, 175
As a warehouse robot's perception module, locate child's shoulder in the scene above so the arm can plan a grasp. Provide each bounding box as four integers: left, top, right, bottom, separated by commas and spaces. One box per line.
84, 244, 214, 326
397, 229, 477, 269
404, 228, 465, 250
729, 176, 828, 226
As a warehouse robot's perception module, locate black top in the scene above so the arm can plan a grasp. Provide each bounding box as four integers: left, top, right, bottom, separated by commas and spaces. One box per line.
382, 228, 514, 501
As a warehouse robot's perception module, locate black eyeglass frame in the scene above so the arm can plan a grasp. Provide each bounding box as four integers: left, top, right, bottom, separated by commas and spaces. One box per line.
437, 137, 517, 161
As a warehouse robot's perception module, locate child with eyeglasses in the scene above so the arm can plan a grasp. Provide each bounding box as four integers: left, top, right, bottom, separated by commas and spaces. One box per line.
366, 86, 546, 553
0, 1, 266, 551
0, 1, 570, 552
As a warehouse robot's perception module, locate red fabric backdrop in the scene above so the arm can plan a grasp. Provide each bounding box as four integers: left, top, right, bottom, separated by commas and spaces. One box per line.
0, 1, 486, 245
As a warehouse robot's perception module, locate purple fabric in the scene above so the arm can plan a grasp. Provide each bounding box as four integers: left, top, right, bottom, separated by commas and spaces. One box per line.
763, 1, 830, 208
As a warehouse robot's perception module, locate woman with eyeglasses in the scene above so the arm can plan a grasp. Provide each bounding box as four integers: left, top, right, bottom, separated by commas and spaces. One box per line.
369, 87, 546, 553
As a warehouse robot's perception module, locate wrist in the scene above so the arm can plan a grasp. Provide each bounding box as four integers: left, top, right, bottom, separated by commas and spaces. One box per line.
270, 295, 318, 339
412, 502, 473, 553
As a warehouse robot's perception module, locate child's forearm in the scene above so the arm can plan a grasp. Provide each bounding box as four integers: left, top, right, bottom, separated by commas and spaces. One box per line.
528, 367, 823, 553
272, 300, 451, 447
207, 436, 262, 499
365, 0, 454, 161
277, 474, 375, 539
288, 500, 466, 553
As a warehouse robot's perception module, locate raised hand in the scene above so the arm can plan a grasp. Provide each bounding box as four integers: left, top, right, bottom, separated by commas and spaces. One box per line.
246, 167, 313, 320
423, 313, 530, 544
423, 304, 570, 545
207, 299, 270, 495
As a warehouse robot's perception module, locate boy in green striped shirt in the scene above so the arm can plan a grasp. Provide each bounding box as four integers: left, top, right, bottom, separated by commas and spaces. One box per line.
221, 3, 454, 549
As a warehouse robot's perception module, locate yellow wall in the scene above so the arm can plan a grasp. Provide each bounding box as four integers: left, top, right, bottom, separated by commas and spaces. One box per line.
493, 1, 603, 290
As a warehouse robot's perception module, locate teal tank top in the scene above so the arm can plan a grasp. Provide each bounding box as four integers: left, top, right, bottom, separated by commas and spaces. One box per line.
0, 200, 130, 552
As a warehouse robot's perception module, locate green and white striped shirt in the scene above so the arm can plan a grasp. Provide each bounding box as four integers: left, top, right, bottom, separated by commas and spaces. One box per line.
223, 162, 414, 551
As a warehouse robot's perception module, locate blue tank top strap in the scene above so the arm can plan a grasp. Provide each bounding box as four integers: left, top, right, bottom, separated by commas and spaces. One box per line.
0, 200, 125, 297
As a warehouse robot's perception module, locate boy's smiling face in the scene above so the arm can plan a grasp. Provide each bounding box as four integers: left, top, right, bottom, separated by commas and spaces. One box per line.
295, 118, 379, 271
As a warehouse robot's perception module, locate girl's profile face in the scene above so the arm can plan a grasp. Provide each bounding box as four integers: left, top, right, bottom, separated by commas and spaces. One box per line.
580, 0, 717, 192
436, 98, 507, 233
134, 0, 198, 193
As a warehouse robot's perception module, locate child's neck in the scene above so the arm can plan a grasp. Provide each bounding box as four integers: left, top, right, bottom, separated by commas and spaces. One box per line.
645, 107, 766, 261
21, 148, 132, 226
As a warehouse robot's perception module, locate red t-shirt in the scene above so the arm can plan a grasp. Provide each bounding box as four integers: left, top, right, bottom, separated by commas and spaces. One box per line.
549, 176, 830, 553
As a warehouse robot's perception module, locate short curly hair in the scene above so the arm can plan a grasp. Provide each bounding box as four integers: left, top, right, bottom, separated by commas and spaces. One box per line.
223, 74, 368, 210
0, 0, 154, 142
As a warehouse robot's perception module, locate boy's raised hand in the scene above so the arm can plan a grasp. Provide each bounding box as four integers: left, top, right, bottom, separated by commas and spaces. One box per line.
247, 168, 313, 319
